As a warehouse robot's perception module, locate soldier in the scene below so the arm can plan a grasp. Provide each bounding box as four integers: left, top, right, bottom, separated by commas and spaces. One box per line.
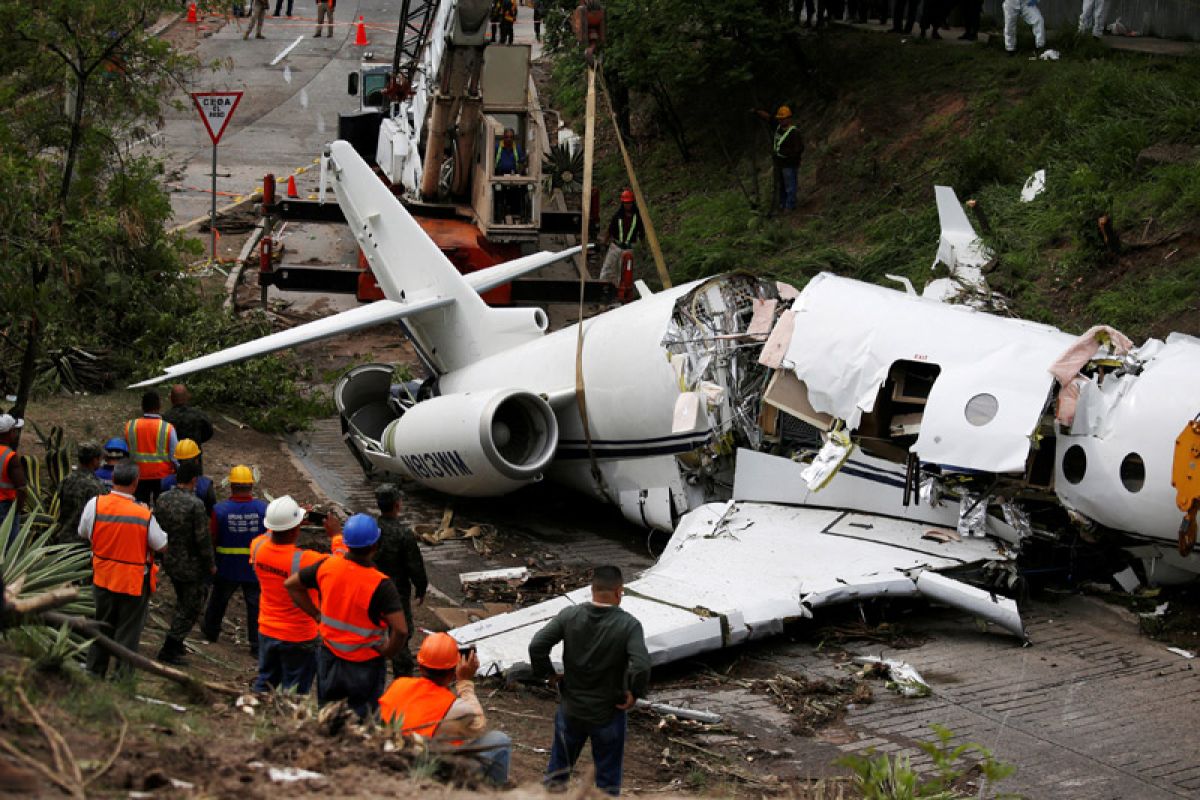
54, 442, 106, 546
155, 461, 214, 665
162, 386, 213, 470
160, 439, 217, 515
374, 484, 427, 677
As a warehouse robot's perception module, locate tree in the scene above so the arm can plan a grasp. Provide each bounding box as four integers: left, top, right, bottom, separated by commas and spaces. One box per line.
0, 0, 195, 416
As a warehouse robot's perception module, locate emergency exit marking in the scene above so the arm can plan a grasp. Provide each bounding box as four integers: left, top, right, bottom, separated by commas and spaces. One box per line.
191, 91, 244, 144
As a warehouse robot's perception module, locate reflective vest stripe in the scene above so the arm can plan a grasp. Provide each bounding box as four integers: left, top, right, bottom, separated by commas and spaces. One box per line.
321, 615, 386, 640
323, 637, 381, 654
127, 418, 173, 479
617, 215, 638, 246
773, 125, 796, 157
494, 144, 523, 169
251, 537, 266, 564
291, 551, 302, 573
96, 514, 155, 525
216, 546, 251, 555
0, 446, 16, 500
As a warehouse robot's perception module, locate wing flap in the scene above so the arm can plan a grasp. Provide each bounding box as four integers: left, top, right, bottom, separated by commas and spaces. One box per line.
465, 246, 585, 294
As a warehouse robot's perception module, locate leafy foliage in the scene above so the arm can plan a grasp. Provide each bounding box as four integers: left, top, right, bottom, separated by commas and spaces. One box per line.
155, 306, 334, 433
838, 724, 1017, 799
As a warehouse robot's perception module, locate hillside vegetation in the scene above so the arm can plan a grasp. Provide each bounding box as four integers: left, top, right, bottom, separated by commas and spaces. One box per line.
558, 27, 1200, 341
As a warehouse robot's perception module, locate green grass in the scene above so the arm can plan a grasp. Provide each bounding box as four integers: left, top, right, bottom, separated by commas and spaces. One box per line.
560, 28, 1200, 340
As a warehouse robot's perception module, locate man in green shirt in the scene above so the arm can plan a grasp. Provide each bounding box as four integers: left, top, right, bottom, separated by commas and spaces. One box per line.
529, 566, 650, 796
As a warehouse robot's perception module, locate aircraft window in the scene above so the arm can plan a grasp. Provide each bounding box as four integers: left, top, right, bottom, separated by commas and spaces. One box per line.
964, 393, 999, 426
1062, 444, 1087, 484
1120, 452, 1145, 493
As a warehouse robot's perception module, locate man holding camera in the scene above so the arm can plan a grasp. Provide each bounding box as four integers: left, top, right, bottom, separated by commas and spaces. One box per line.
379, 632, 511, 785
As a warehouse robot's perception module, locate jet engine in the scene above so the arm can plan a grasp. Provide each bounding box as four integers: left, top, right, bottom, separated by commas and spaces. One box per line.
382, 388, 558, 496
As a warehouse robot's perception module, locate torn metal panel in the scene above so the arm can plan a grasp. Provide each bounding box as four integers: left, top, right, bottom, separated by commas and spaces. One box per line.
452, 502, 1019, 675
785, 273, 1073, 472
914, 571, 1025, 639
1056, 336, 1200, 543
732, 449, 962, 531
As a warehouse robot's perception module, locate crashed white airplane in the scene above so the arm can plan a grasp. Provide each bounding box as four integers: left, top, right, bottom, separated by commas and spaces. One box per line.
137, 141, 1200, 673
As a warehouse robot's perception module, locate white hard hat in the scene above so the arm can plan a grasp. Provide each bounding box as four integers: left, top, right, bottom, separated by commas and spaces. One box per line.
265, 496, 305, 531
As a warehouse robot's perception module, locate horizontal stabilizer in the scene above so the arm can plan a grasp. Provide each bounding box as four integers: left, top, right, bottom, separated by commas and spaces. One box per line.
129, 296, 450, 388
465, 246, 585, 295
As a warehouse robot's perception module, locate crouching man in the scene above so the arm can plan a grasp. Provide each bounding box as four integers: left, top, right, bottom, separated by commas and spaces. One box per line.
378, 632, 511, 786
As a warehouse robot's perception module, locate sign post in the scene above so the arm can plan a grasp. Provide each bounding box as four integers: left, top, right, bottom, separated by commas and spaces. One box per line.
190, 91, 244, 264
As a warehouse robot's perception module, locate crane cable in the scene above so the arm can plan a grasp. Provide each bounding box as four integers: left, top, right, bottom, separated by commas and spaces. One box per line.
572, 63, 614, 503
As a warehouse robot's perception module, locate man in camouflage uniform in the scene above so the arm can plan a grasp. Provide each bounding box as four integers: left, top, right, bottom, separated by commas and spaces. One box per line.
54, 442, 106, 545
162, 385, 214, 473
155, 460, 215, 665
373, 483, 427, 677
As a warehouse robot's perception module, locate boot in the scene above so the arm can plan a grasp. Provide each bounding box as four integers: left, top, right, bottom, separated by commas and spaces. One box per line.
156, 636, 188, 666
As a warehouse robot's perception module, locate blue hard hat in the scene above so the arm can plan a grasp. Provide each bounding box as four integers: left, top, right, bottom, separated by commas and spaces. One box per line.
342, 513, 381, 548
104, 437, 129, 456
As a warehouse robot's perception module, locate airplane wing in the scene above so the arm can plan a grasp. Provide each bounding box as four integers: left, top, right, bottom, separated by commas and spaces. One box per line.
452, 501, 1024, 675
129, 296, 451, 388
464, 246, 585, 295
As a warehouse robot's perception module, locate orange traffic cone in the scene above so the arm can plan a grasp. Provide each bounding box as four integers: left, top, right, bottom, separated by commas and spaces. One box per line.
186, 2, 198, 23
354, 16, 369, 46
286, 174, 299, 198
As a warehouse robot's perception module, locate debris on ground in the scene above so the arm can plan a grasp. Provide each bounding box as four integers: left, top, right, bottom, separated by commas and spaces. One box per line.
749, 672, 873, 736
853, 656, 932, 698
461, 564, 593, 607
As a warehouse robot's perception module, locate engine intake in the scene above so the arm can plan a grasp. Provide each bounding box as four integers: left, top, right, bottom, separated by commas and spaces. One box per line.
383, 388, 558, 496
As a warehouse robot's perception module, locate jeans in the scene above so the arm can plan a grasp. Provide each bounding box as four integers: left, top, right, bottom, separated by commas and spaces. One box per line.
0, 501, 19, 543
472, 730, 512, 785
316, 645, 387, 718
544, 707, 627, 796
202, 578, 260, 652
779, 166, 798, 211
254, 634, 317, 693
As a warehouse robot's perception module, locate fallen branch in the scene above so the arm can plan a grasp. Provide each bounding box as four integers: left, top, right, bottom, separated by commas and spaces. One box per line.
5, 586, 80, 615
39, 611, 241, 696
0, 737, 81, 798
16, 684, 79, 784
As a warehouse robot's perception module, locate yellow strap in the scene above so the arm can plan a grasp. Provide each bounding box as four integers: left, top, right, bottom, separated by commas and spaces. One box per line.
598, 74, 671, 289
216, 546, 251, 555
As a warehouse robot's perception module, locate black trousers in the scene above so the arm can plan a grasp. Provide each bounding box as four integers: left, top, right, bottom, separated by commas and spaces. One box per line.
87, 580, 151, 678
960, 0, 982, 35
891, 0, 919, 30
316, 647, 387, 718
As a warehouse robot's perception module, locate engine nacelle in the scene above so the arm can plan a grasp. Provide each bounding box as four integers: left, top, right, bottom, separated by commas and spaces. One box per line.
383, 388, 558, 496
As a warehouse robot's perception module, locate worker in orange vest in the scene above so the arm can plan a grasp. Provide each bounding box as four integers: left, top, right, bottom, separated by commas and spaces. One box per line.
77, 461, 168, 678
284, 513, 409, 717
250, 496, 324, 693
379, 633, 512, 784
123, 390, 178, 504
0, 414, 28, 541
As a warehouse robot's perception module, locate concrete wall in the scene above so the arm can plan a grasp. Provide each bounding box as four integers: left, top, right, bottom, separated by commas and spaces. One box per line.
984, 0, 1200, 40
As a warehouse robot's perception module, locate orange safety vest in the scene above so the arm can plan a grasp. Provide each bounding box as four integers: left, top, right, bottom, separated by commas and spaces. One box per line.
250, 535, 323, 642
0, 445, 17, 502
316, 556, 388, 662
125, 417, 175, 480
91, 493, 157, 596
330, 534, 348, 557
378, 677, 457, 736
502, 0, 516, 22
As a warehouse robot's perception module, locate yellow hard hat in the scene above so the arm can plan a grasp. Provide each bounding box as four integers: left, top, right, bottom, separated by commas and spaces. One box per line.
775, 105, 792, 120
229, 464, 254, 484
175, 439, 201, 460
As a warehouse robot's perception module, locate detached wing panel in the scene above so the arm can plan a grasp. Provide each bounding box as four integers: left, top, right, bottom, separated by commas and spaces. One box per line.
130, 297, 451, 388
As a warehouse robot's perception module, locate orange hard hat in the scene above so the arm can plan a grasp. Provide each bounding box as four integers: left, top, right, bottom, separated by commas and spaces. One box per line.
620, 189, 634, 203
417, 632, 461, 670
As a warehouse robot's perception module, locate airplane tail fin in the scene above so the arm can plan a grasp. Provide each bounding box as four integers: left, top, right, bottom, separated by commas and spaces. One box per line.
324, 139, 548, 373
933, 185, 990, 272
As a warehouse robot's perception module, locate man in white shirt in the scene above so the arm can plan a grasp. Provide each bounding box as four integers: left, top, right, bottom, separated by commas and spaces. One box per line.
78, 461, 167, 678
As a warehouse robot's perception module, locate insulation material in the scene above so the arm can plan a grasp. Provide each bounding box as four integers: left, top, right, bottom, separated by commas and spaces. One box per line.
800, 429, 854, 491
957, 493, 988, 538
451, 502, 1018, 674
1049, 324, 1135, 425
784, 273, 1073, 472
672, 392, 705, 433
1000, 501, 1032, 539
